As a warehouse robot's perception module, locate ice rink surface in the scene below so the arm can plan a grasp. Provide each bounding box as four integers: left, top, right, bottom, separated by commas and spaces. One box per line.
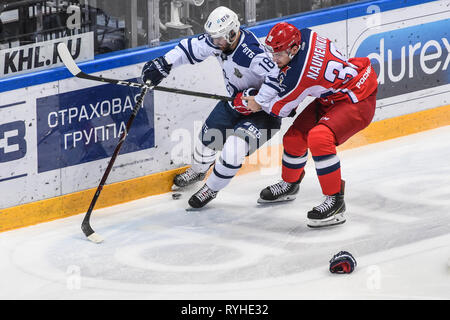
1, 126, 450, 300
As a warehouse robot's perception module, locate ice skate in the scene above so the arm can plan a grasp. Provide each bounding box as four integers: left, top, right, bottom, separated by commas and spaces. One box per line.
257, 172, 304, 204
173, 167, 208, 189
187, 184, 218, 210
307, 180, 346, 228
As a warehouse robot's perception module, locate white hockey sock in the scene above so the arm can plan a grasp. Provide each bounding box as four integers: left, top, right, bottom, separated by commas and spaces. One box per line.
206, 135, 249, 191
192, 139, 217, 173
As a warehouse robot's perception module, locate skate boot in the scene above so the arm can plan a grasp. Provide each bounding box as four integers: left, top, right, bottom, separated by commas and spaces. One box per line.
307, 180, 346, 228
257, 172, 304, 203
188, 184, 218, 209
173, 167, 207, 188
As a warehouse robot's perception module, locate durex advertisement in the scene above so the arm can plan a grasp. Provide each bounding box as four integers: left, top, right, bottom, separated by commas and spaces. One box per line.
354, 18, 449, 100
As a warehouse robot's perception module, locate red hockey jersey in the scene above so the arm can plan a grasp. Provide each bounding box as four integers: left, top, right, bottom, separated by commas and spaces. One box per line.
255, 28, 378, 118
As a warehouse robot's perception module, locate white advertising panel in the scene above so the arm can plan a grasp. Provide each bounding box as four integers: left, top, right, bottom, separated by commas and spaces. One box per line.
0, 31, 94, 78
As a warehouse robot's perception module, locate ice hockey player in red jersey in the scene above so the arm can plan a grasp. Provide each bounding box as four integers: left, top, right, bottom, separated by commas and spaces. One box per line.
244, 22, 378, 228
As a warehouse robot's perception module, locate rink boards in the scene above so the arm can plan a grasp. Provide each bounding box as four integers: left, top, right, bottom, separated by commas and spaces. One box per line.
0, 0, 449, 231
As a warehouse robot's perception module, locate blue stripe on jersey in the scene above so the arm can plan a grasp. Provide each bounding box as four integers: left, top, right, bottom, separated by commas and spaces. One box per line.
277, 28, 312, 98
320, 90, 335, 98
264, 81, 282, 93
232, 29, 264, 68
177, 43, 194, 64
187, 38, 203, 63
229, 82, 239, 97
344, 91, 358, 103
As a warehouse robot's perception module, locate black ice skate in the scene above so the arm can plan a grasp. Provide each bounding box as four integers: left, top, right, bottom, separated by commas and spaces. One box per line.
307, 180, 346, 228
173, 167, 207, 188
188, 184, 218, 209
257, 172, 304, 204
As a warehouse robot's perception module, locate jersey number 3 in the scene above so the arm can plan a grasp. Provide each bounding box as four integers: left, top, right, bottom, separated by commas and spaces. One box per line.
324, 43, 357, 84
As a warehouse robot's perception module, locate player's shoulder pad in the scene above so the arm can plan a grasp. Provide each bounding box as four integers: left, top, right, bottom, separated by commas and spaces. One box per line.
232, 29, 265, 68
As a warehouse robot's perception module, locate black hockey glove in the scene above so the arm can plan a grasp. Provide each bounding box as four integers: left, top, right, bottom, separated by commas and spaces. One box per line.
329, 251, 357, 274
142, 56, 172, 86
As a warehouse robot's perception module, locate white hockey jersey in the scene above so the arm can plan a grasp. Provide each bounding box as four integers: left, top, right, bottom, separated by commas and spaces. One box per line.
164, 29, 279, 98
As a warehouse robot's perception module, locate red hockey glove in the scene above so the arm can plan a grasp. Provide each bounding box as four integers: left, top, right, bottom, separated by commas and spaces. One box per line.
329, 251, 357, 274
232, 88, 258, 115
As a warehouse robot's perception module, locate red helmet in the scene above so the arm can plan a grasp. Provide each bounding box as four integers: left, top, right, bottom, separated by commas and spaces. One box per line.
265, 22, 301, 53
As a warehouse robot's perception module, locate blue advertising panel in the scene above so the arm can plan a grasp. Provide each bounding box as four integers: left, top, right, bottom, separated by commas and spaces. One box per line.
355, 18, 450, 99
36, 82, 154, 173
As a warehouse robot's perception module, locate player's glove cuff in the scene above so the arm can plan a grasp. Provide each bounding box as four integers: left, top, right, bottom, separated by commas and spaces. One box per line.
329, 251, 357, 274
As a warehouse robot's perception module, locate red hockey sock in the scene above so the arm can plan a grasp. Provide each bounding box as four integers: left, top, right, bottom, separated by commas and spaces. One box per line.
308, 125, 341, 195
281, 127, 308, 183
281, 150, 307, 183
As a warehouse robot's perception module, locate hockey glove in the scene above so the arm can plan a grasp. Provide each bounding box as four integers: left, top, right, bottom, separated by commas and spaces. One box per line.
142, 56, 172, 86
232, 88, 258, 115
329, 251, 357, 274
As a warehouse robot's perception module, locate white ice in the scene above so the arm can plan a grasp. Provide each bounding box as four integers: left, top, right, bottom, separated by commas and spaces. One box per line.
1, 126, 450, 300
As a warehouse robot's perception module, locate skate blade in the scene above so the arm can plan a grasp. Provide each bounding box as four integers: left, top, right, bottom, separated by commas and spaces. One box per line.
257, 195, 297, 204
307, 213, 346, 228
171, 181, 203, 192
185, 206, 212, 212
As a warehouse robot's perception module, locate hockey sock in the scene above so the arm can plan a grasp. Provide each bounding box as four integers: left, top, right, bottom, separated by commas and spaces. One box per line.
308, 125, 341, 195
281, 150, 308, 183
281, 127, 308, 183
206, 135, 248, 191
192, 138, 217, 173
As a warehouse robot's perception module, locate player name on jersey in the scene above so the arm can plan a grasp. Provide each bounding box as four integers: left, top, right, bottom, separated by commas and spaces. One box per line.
306, 35, 328, 80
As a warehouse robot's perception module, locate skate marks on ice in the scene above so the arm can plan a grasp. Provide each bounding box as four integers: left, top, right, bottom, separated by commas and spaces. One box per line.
1, 126, 450, 298
4, 180, 449, 299
1, 185, 371, 296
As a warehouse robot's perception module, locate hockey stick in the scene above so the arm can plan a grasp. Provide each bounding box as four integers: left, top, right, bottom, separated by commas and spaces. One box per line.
81, 84, 151, 243
57, 43, 233, 102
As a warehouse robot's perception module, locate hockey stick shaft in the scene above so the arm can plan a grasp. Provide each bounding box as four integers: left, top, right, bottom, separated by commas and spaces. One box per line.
57, 43, 233, 102
81, 85, 150, 241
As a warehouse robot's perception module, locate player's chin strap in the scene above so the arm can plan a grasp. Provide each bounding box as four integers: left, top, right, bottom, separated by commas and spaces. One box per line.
288, 49, 297, 59
288, 44, 300, 59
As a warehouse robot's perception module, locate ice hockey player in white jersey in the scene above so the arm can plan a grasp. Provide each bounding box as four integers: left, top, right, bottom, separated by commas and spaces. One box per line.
142, 6, 281, 208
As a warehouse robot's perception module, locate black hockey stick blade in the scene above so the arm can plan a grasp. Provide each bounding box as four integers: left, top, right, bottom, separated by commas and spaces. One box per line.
57, 43, 233, 101
80, 85, 151, 243
81, 188, 105, 243
82, 217, 103, 243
